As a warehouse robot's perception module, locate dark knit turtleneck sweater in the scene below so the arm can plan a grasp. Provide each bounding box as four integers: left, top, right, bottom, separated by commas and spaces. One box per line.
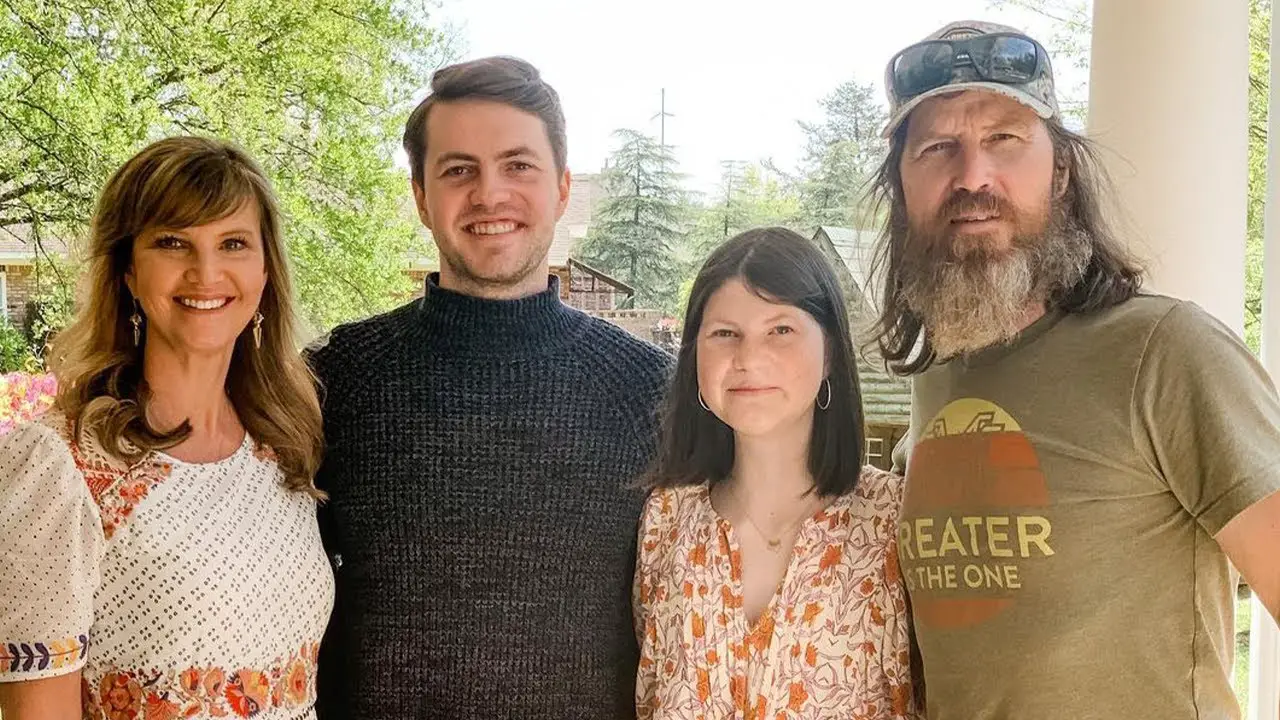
308, 275, 671, 719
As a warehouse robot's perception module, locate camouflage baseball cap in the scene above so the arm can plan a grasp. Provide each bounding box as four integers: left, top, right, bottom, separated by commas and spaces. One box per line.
881, 20, 1059, 138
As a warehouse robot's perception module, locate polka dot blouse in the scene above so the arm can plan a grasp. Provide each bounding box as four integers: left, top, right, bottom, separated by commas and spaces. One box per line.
0, 411, 334, 719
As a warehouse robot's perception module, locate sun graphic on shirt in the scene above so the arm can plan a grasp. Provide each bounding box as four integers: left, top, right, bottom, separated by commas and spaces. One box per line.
902, 397, 1053, 629
922, 397, 1023, 439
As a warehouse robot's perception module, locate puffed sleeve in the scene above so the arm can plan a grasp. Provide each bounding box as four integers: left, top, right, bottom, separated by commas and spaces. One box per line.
0, 421, 103, 680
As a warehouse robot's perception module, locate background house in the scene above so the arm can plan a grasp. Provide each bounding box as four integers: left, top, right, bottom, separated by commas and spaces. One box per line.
811, 225, 910, 471
0, 227, 67, 328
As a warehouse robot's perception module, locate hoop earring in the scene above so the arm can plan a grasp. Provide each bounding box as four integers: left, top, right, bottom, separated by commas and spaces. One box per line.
130, 299, 143, 347
698, 391, 711, 412
252, 311, 264, 349
817, 377, 832, 411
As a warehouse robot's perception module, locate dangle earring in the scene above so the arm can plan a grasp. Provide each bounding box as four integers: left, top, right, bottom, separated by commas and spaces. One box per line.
130, 300, 143, 347
252, 311, 264, 349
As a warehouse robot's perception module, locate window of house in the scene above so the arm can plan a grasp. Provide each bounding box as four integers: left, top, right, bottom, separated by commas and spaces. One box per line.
866, 436, 884, 461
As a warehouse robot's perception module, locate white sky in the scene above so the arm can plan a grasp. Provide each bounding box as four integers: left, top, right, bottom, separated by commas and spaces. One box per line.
424, 0, 1091, 197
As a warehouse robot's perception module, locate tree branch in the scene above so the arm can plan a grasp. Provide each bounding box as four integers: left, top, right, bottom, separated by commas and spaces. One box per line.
0, 180, 51, 206
0, 110, 82, 180
0, 209, 78, 227
12, 98, 106, 163
327, 7, 376, 30
206, 0, 229, 23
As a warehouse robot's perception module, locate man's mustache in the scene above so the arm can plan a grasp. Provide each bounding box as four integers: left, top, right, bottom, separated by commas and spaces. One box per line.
936, 189, 1015, 223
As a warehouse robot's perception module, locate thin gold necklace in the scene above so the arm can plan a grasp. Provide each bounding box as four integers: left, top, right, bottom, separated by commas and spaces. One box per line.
725, 481, 819, 552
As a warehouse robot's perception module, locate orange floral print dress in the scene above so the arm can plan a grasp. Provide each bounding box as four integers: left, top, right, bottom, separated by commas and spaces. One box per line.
634, 466, 921, 720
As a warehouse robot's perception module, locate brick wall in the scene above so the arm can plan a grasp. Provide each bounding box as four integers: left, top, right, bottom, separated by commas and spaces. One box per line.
1, 265, 34, 327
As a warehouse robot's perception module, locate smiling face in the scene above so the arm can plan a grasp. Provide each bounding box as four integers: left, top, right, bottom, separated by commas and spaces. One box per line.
126, 200, 268, 358
412, 99, 571, 299
695, 278, 828, 440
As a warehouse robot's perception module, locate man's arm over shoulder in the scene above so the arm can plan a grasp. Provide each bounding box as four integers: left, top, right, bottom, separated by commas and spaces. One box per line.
301, 308, 420, 718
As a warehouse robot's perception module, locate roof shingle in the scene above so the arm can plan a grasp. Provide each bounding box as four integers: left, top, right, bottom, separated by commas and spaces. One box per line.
812, 226, 910, 427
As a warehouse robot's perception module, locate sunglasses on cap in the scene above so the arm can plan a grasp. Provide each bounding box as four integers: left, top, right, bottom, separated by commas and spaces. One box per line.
890, 33, 1047, 100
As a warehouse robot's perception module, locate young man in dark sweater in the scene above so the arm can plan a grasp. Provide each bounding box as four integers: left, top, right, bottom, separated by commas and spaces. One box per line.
308, 56, 672, 718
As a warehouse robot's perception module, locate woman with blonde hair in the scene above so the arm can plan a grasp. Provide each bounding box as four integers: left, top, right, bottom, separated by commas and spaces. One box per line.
0, 137, 333, 719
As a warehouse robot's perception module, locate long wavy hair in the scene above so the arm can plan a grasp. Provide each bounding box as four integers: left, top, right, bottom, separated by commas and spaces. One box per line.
867, 119, 1145, 376
49, 136, 324, 495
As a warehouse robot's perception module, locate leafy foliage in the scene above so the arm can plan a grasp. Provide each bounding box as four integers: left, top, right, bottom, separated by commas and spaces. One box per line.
0, 318, 33, 373
0, 0, 457, 330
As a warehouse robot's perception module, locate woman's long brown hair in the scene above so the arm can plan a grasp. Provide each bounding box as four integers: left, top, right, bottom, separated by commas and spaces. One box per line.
50, 136, 324, 495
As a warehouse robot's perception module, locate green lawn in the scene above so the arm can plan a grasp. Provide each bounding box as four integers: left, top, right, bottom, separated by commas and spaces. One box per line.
1236, 589, 1253, 717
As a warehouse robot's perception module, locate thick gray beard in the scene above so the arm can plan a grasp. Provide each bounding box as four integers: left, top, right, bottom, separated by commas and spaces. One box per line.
900, 208, 1092, 361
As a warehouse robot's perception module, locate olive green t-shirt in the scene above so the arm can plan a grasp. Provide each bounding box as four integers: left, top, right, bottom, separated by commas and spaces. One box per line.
896, 295, 1280, 720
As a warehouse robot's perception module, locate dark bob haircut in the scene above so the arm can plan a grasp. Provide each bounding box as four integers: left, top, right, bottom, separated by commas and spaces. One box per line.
648, 226, 867, 498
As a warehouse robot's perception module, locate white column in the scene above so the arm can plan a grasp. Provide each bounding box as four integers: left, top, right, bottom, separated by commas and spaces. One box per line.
1087, 0, 1250, 331
1088, 2, 1278, 720
1253, 0, 1280, 716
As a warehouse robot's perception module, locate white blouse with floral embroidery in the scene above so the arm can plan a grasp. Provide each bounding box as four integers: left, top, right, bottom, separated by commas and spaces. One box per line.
0, 411, 334, 719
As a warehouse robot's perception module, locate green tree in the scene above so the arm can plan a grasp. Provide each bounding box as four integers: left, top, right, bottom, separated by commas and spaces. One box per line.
0, 0, 456, 330
988, 0, 1270, 352
688, 163, 798, 252
793, 79, 887, 229
675, 162, 801, 315
23, 253, 78, 361
0, 318, 35, 373
701, 161, 753, 244
577, 129, 686, 313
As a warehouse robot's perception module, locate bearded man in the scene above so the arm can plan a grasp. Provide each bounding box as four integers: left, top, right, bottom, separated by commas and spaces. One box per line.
874, 20, 1280, 720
